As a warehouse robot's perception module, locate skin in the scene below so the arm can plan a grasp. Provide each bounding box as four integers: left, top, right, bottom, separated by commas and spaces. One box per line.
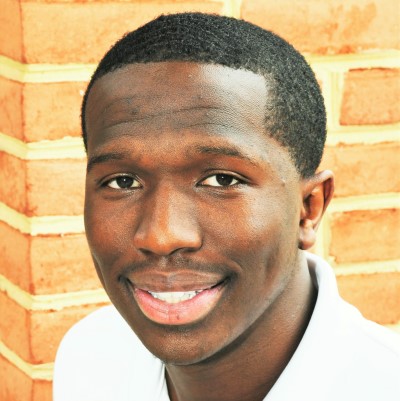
84, 61, 334, 401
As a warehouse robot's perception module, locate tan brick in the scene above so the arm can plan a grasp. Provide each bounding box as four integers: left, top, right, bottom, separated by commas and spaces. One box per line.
0, 153, 85, 216
0, 222, 101, 295
340, 69, 400, 125
0, 77, 23, 140
320, 143, 400, 197
329, 209, 400, 263
241, 0, 400, 54
0, 0, 23, 62
337, 272, 400, 324
0, 292, 107, 364
21, 1, 225, 63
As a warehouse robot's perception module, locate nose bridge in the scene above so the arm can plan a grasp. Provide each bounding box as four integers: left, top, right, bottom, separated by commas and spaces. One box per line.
133, 182, 202, 255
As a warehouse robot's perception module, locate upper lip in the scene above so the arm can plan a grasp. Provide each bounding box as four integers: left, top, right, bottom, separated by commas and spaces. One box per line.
127, 271, 226, 292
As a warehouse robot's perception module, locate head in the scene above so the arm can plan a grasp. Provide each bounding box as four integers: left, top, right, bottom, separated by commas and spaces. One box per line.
83, 13, 333, 366
82, 12, 326, 179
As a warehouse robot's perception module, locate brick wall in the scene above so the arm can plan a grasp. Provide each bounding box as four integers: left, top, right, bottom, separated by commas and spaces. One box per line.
0, 1, 399, 399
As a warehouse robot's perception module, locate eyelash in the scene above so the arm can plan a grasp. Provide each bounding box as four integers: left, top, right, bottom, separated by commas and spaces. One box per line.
102, 173, 245, 190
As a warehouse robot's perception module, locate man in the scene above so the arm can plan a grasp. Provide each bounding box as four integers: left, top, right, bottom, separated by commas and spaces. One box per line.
53, 13, 400, 401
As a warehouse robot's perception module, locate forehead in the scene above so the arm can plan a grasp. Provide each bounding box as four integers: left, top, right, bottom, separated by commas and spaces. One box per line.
84, 62, 297, 180
85, 61, 269, 144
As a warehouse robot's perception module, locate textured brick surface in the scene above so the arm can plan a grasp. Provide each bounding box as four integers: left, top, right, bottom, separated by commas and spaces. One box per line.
0, 152, 27, 213
320, 143, 400, 197
0, 293, 107, 364
337, 272, 400, 324
0, 356, 52, 401
32, 380, 52, 401
242, 0, 400, 54
21, 1, 225, 63
0, 77, 23, 140
0, 79, 86, 141
0, 153, 85, 217
0, 222, 100, 295
30, 304, 108, 363
0, 222, 31, 292
330, 209, 400, 263
0, 293, 30, 363
26, 158, 86, 216
0, 0, 23, 61
23, 81, 87, 141
340, 69, 400, 125
30, 233, 100, 294
0, 355, 31, 401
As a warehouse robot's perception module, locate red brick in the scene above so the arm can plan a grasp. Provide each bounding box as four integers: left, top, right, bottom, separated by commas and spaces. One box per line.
23, 81, 87, 141
30, 303, 109, 363
0, 79, 86, 141
0, 222, 31, 293
340, 69, 400, 125
0, 222, 101, 295
337, 272, 400, 324
0, 293, 30, 363
0, 292, 107, 364
20, 1, 225, 63
0, 355, 32, 401
320, 143, 400, 197
0, 152, 27, 214
330, 209, 400, 263
242, 0, 400, 54
30, 233, 101, 294
0, 356, 52, 401
32, 380, 52, 401
26, 158, 86, 216
0, 77, 23, 141
0, 0, 23, 62
0, 153, 85, 217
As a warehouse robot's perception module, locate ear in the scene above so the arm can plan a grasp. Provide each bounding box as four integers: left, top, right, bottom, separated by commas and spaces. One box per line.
299, 170, 334, 250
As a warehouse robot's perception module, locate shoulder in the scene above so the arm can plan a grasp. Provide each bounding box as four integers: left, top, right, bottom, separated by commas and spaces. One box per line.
53, 306, 165, 401
331, 297, 400, 400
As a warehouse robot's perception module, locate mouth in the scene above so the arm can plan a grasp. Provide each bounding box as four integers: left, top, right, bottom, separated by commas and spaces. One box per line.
129, 280, 227, 326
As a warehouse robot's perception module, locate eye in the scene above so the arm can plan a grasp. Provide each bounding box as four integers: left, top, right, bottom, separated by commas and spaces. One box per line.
105, 175, 141, 189
200, 174, 241, 187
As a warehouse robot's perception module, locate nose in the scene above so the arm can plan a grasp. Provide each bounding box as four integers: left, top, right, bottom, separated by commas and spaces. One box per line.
133, 185, 202, 256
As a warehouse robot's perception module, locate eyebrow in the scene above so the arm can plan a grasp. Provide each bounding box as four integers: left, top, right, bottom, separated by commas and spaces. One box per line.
87, 144, 261, 172
87, 151, 130, 172
194, 145, 260, 167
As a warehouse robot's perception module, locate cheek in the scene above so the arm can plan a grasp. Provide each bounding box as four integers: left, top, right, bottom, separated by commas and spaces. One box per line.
84, 199, 132, 268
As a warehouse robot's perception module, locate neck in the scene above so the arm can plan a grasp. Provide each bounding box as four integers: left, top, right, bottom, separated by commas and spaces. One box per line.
165, 253, 317, 401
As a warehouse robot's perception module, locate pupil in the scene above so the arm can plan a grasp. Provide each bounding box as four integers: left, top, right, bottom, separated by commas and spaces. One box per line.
216, 174, 233, 186
116, 177, 133, 188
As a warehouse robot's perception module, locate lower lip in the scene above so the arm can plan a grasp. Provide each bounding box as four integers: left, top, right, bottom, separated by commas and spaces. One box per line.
131, 283, 225, 326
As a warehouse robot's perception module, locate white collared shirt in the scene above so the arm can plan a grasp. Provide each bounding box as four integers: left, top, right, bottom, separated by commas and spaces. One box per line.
53, 253, 400, 401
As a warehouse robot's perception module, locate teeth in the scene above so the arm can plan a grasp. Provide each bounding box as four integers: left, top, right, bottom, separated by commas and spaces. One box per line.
148, 290, 203, 304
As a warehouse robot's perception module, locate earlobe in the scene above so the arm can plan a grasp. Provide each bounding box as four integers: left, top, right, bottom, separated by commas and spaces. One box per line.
298, 170, 334, 250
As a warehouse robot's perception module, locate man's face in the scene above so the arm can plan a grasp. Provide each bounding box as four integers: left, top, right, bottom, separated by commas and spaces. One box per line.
84, 62, 304, 365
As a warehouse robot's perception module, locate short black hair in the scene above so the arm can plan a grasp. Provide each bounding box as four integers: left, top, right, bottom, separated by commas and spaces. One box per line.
82, 12, 326, 178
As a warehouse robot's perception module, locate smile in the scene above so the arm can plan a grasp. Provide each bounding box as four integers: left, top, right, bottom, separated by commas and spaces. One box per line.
130, 281, 226, 326
148, 290, 203, 303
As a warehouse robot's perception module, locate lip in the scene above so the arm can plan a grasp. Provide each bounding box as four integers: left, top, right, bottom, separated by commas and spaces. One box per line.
129, 279, 227, 326
128, 271, 226, 292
